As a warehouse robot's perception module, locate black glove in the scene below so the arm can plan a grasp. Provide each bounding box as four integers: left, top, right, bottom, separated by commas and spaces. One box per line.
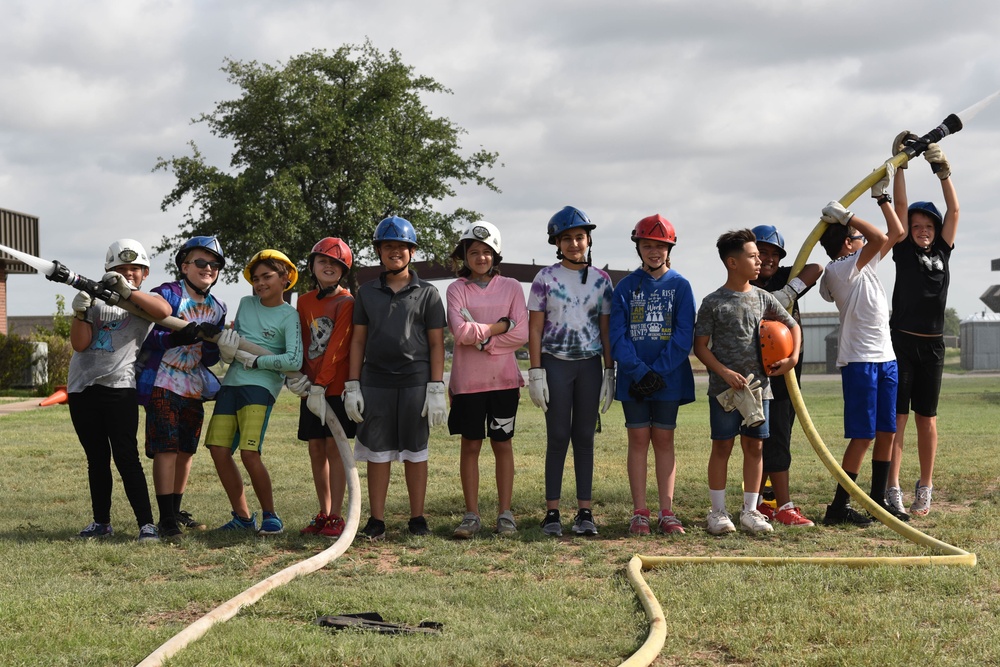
167, 322, 200, 347
628, 371, 665, 401
195, 322, 223, 340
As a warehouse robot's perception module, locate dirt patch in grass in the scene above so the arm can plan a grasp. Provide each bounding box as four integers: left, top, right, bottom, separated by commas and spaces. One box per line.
143, 601, 217, 629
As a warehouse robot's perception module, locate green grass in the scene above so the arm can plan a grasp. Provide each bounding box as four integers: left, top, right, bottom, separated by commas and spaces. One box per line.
1, 377, 999, 666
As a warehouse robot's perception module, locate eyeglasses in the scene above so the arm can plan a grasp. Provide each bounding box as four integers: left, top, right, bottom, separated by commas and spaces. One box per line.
185, 258, 223, 270
848, 234, 864, 242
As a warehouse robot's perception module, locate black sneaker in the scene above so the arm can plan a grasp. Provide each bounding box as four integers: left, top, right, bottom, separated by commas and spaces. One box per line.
361, 517, 386, 541
158, 522, 183, 538
572, 508, 599, 536
176, 510, 206, 531
822, 504, 873, 527
408, 515, 431, 536
540, 510, 562, 537
873, 501, 911, 523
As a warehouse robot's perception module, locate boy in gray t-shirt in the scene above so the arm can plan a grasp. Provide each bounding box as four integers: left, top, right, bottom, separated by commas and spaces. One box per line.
694, 229, 799, 536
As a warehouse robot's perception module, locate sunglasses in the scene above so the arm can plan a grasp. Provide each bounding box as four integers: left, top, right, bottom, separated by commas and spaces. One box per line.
186, 258, 223, 270
848, 234, 864, 242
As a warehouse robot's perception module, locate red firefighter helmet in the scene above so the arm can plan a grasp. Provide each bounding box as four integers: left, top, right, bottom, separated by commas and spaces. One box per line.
759, 319, 794, 375
309, 237, 353, 272
631, 214, 677, 245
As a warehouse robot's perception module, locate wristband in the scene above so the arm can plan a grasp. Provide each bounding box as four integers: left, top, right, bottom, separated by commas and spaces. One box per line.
498, 317, 513, 333
876, 194, 891, 206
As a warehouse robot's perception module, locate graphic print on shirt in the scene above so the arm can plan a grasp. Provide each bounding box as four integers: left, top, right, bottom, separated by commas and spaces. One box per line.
307, 316, 335, 360
629, 289, 674, 342
90, 314, 129, 352
917, 251, 944, 273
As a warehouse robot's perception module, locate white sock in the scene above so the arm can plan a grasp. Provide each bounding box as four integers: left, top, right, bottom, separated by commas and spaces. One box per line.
778, 501, 795, 512
709, 489, 727, 513
743, 492, 759, 512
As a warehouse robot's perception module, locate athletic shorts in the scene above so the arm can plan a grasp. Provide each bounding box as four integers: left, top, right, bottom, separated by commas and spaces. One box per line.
354, 384, 429, 463
621, 399, 679, 430
297, 395, 358, 441
892, 330, 944, 418
447, 388, 520, 441
204, 385, 275, 454
144, 386, 204, 458
709, 394, 769, 441
841, 361, 897, 440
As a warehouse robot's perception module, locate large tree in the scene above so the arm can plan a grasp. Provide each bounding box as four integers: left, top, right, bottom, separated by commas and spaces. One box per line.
155, 41, 499, 288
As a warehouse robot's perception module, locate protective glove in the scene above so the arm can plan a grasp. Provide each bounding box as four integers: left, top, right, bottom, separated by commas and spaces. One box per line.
773, 276, 808, 310
233, 350, 258, 370
821, 201, 854, 226
735, 385, 766, 428
599, 367, 615, 414
167, 322, 200, 347
716, 373, 761, 412
628, 371, 665, 401
285, 375, 312, 398
342, 380, 364, 423
306, 384, 328, 423
217, 329, 241, 364
420, 381, 447, 427
459, 307, 476, 323
195, 322, 223, 341
923, 142, 951, 180
72, 290, 93, 321
871, 161, 896, 199
528, 367, 549, 413
102, 271, 133, 301
891, 130, 918, 167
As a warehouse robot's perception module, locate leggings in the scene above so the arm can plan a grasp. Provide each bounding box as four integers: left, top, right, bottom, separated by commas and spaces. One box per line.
541, 354, 602, 502
69, 385, 154, 527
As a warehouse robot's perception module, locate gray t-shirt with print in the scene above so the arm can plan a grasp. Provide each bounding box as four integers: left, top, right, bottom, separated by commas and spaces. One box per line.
68, 302, 154, 394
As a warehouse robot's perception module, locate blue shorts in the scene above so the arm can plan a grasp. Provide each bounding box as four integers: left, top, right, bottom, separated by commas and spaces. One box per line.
841, 361, 898, 439
709, 395, 770, 441
622, 400, 679, 430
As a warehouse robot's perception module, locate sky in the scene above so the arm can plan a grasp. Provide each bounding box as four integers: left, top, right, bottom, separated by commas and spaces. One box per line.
2, 0, 999, 321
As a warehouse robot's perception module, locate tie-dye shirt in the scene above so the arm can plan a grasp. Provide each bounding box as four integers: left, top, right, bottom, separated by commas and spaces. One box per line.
527, 263, 613, 361
154, 294, 226, 398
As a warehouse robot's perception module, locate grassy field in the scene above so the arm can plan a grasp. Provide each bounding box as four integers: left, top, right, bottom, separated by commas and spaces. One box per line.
1, 375, 998, 666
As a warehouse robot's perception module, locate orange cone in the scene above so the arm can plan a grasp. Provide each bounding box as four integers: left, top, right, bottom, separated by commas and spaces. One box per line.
39, 386, 68, 407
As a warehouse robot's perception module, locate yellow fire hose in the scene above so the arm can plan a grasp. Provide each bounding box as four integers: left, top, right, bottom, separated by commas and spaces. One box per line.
619, 151, 976, 667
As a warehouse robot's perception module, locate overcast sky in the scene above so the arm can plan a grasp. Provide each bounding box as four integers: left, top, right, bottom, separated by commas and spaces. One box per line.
2, 0, 999, 322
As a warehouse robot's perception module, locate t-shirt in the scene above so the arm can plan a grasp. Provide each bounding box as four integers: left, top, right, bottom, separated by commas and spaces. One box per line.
694, 286, 797, 399
153, 289, 226, 399
890, 237, 952, 335
222, 295, 303, 399
297, 287, 354, 396
68, 302, 154, 394
527, 263, 613, 361
820, 250, 894, 366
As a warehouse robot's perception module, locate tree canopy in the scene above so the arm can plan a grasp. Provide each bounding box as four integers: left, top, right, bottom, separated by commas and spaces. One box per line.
154, 41, 499, 288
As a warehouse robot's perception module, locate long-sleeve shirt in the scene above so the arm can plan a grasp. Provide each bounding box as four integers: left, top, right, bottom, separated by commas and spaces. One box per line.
222, 295, 303, 399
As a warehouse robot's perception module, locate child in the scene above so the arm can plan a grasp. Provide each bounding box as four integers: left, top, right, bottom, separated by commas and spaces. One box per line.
446, 221, 528, 538
205, 249, 303, 534
344, 216, 447, 541
286, 237, 356, 538
749, 224, 823, 527
610, 214, 695, 536
693, 229, 800, 535
68, 238, 171, 542
887, 134, 960, 517
817, 171, 906, 526
528, 205, 614, 537
136, 236, 227, 537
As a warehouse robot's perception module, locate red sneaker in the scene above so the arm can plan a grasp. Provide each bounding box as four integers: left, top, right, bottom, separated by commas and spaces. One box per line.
300, 513, 328, 535
756, 503, 777, 521
629, 508, 651, 536
773, 505, 815, 527
319, 514, 345, 538
657, 510, 685, 535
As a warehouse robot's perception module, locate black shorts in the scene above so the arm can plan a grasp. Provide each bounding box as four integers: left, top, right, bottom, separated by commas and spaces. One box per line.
296, 395, 358, 441
447, 388, 520, 441
892, 330, 944, 417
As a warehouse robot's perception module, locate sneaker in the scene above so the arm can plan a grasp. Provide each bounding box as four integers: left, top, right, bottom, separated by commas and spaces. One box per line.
885, 486, 906, 515
910, 483, 933, 516
756, 503, 776, 521
822, 504, 873, 527
78, 522, 113, 539
705, 509, 736, 535
540, 509, 562, 537
571, 508, 598, 536
361, 517, 386, 542
629, 509, 651, 536
217, 511, 258, 532
657, 510, 685, 535
138, 523, 160, 543
739, 508, 774, 534
873, 500, 910, 522
319, 514, 345, 538
495, 510, 517, 535
176, 510, 206, 531
453, 512, 482, 539
158, 523, 183, 538
408, 515, 431, 536
300, 513, 329, 536
772, 505, 815, 527
259, 511, 284, 535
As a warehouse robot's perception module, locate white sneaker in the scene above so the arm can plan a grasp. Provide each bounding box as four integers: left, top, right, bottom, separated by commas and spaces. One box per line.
705, 509, 736, 535
885, 486, 906, 514
739, 508, 774, 534
910, 483, 933, 516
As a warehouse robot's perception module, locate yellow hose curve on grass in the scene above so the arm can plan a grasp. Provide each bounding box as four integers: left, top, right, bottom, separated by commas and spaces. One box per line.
619, 151, 975, 667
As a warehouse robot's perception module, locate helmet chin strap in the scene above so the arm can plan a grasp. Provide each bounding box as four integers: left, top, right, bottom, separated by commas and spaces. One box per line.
316, 285, 337, 299
183, 276, 211, 297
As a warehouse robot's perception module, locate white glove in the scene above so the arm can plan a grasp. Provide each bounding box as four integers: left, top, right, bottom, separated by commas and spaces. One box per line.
891, 130, 917, 167
233, 349, 258, 370
923, 142, 951, 180
871, 161, 896, 199
306, 384, 328, 423
528, 367, 549, 413
285, 375, 312, 398
821, 201, 854, 226
102, 271, 133, 301
459, 307, 476, 323
342, 380, 364, 423
420, 381, 447, 427
773, 276, 807, 310
72, 291, 92, 321
599, 367, 615, 414
217, 329, 240, 364
716, 374, 764, 428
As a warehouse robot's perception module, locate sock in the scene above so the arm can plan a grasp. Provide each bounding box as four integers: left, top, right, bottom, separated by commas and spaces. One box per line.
743, 492, 759, 512
870, 460, 890, 504
778, 501, 795, 512
156, 494, 177, 528
172, 493, 184, 515
709, 488, 727, 513
831, 471, 859, 509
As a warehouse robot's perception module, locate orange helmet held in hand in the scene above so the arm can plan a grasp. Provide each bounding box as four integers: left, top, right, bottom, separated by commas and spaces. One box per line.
759, 319, 794, 375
